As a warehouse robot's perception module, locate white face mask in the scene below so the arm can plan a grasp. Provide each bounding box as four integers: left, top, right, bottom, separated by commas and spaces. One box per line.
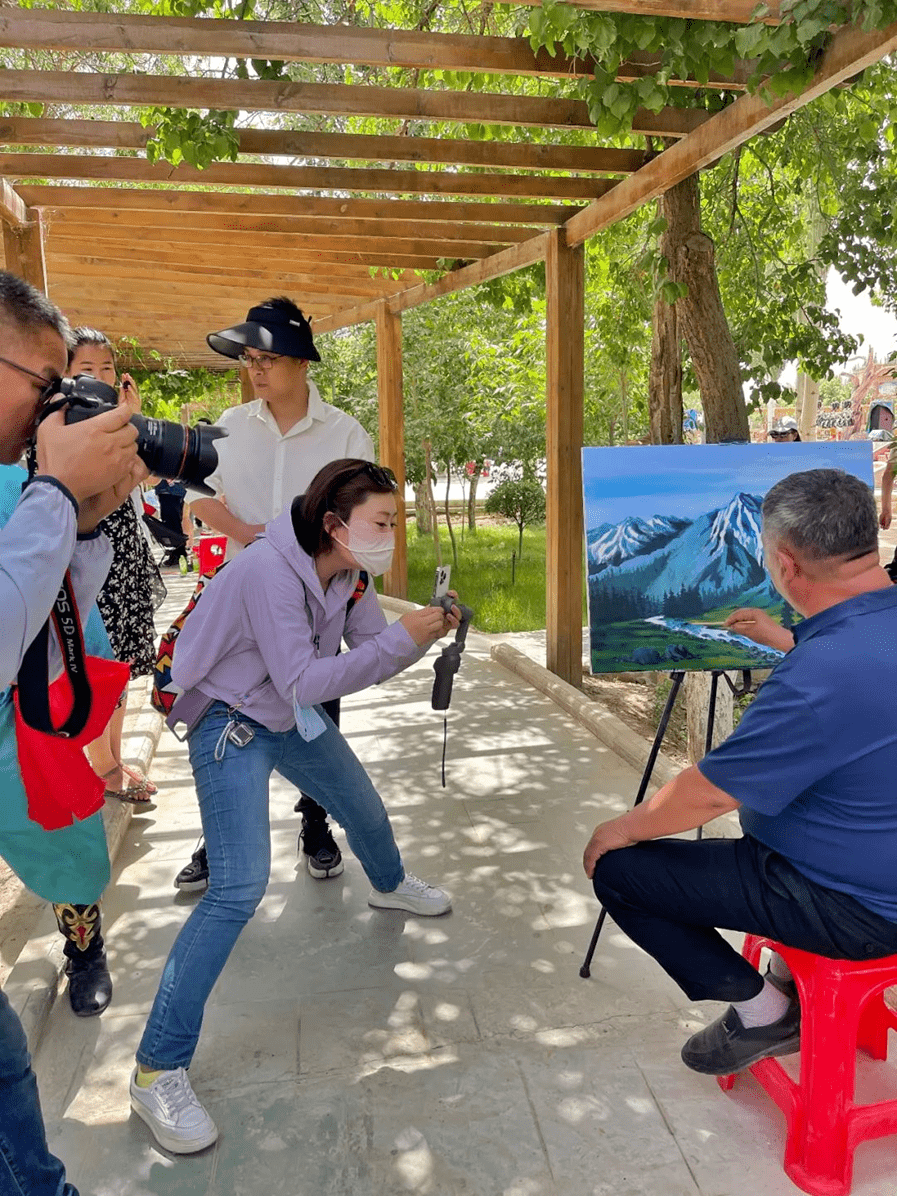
332, 517, 395, 576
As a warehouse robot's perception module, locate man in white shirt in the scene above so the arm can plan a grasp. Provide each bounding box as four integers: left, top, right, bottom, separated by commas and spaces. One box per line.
175, 297, 374, 891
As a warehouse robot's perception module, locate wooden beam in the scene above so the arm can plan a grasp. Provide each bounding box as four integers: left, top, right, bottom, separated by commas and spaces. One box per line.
565, 17, 897, 247
0, 117, 648, 175
0, 9, 588, 79
544, 227, 584, 686
0, 176, 26, 227
48, 259, 407, 294
43, 232, 451, 272
0, 70, 709, 137
7, 170, 578, 226
18, 166, 611, 203
47, 248, 414, 280
46, 224, 497, 262
42, 205, 538, 245
314, 233, 548, 333
50, 279, 392, 306
375, 303, 407, 600
3, 207, 46, 290
0, 10, 749, 86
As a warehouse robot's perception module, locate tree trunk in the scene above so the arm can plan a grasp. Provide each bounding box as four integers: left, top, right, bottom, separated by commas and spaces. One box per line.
685, 671, 734, 765
662, 171, 749, 444
444, 465, 458, 568
468, 465, 480, 531
649, 289, 683, 444
414, 480, 431, 534
424, 440, 441, 565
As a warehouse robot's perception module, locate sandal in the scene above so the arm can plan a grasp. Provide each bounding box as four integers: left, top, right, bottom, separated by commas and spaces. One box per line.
100, 768, 157, 810
121, 765, 157, 795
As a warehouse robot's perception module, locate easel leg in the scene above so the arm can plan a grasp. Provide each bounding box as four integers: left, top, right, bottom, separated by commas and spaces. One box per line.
579, 670, 685, 979
695, 672, 722, 843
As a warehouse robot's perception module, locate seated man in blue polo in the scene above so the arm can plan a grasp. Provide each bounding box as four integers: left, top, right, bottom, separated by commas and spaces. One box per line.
584, 468, 897, 1076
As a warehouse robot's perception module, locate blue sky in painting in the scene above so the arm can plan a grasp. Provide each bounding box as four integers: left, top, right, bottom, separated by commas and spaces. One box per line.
582, 442, 874, 530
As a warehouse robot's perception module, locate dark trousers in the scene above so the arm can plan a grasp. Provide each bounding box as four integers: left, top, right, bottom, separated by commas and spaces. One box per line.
296, 697, 340, 823
591, 835, 897, 1003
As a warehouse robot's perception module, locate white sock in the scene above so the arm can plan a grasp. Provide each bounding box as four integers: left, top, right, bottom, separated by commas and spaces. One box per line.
732, 977, 792, 1028
768, 953, 793, 983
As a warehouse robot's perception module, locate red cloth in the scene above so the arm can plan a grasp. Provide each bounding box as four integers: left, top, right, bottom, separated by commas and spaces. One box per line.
14, 656, 130, 831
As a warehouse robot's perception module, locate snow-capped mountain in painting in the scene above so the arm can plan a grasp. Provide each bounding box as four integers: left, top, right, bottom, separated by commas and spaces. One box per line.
587, 492, 776, 620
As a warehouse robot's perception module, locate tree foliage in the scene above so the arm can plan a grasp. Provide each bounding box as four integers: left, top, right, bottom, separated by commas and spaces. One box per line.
485, 476, 546, 558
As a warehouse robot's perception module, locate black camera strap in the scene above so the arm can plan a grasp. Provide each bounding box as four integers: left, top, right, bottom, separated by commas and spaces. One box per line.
16, 571, 92, 738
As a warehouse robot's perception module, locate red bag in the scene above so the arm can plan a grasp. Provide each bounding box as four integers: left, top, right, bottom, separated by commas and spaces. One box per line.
14, 570, 131, 831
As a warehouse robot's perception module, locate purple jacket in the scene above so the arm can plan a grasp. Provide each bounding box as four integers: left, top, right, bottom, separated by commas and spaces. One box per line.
171, 508, 425, 732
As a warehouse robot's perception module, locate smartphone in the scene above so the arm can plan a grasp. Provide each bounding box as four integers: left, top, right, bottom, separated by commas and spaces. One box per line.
432, 565, 451, 601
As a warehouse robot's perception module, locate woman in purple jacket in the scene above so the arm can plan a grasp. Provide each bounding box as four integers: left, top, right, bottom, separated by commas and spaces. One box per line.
131, 459, 459, 1154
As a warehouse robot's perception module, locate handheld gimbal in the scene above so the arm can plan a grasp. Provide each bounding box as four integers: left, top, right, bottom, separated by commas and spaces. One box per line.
429, 595, 474, 710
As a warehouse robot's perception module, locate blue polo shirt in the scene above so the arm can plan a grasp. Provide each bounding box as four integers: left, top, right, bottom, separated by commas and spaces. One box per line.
699, 586, 897, 921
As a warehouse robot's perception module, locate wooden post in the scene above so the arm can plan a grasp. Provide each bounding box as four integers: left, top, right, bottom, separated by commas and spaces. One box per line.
2, 207, 47, 291
545, 228, 584, 685
375, 301, 407, 599
239, 367, 254, 403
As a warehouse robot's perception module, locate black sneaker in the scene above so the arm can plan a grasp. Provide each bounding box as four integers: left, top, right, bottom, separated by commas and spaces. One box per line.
681, 1001, 801, 1076
175, 844, 209, 892
299, 823, 344, 879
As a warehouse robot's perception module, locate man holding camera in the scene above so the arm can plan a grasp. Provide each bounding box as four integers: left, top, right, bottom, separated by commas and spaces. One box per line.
585, 469, 897, 1076
0, 272, 143, 1194
173, 296, 374, 891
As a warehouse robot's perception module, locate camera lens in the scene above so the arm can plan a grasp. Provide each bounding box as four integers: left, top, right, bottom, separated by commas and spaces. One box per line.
131, 416, 226, 496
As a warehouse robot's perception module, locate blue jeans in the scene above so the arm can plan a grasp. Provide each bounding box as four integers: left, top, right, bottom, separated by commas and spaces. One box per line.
137, 702, 404, 1070
0, 986, 77, 1196
592, 835, 897, 1003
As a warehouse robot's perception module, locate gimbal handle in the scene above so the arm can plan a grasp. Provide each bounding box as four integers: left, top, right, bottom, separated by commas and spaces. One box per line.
430, 597, 474, 710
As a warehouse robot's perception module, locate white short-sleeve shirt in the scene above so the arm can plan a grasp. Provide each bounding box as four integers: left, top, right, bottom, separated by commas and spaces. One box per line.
197, 379, 374, 528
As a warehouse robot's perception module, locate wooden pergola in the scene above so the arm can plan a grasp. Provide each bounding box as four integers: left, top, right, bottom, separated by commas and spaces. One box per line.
1, 4, 895, 685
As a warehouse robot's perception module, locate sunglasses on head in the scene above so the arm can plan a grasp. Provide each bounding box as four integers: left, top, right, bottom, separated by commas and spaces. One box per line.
340, 462, 398, 491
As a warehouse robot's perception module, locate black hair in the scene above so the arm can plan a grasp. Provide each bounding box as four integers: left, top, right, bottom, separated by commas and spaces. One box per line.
292, 459, 396, 557
0, 270, 71, 346
67, 326, 113, 367
260, 296, 307, 322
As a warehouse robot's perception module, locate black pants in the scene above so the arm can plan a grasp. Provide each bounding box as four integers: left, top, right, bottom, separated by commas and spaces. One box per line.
591, 835, 897, 1003
296, 697, 340, 823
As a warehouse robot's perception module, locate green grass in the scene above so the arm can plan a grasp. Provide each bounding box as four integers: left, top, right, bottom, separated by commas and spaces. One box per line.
404, 521, 580, 634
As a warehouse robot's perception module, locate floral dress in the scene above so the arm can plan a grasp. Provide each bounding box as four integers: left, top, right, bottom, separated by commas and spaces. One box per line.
96, 495, 166, 679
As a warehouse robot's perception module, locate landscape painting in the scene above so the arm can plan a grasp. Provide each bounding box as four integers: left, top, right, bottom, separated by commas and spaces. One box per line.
583, 442, 873, 674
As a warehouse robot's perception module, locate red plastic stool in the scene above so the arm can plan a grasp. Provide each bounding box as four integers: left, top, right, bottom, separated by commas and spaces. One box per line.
196, 535, 227, 576
717, 935, 897, 1196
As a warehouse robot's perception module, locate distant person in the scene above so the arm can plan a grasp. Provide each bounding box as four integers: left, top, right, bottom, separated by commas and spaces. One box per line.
768, 417, 801, 442
172, 297, 374, 893
131, 459, 456, 1154
153, 478, 194, 569
878, 436, 897, 583
585, 469, 897, 1078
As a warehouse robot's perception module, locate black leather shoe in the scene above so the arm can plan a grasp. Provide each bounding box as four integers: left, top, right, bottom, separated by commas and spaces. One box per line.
681, 1002, 801, 1075
66, 950, 113, 1017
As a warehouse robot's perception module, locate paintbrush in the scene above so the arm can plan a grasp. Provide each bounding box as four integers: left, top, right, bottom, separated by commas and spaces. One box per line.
694, 619, 756, 626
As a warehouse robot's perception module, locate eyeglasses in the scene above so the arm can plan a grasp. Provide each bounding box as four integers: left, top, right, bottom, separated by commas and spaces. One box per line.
769, 431, 793, 439
237, 352, 282, 372
0, 353, 61, 399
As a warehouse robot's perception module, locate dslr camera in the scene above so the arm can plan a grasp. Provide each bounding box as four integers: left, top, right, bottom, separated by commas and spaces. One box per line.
34, 374, 227, 495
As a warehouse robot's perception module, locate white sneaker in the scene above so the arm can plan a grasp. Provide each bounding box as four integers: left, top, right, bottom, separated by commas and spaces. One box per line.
368, 873, 452, 916
130, 1067, 218, 1154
